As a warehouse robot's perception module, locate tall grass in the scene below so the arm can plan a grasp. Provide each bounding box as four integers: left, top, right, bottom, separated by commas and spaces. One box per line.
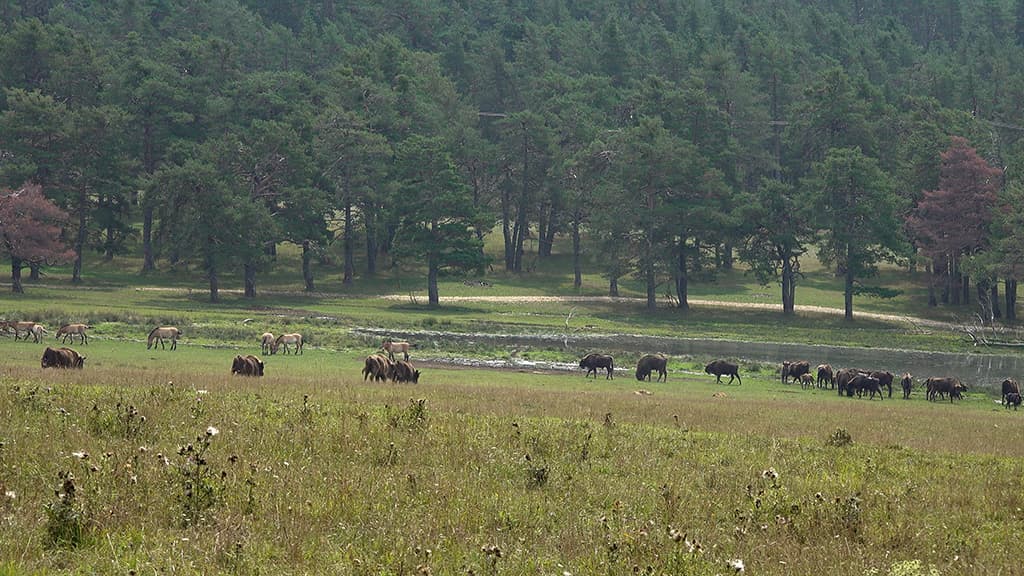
1, 355, 1022, 575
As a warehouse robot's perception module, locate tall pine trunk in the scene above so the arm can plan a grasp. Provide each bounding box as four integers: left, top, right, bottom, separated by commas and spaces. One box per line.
72, 188, 87, 283
302, 240, 315, 292
675, 239, 689, 310
142, 206, 155, 272
1005, 278, 1017, 321
844, 244, 854, 320
10, 257, 23, 293
571, 215, 581, 289
365, 212, 377, 275
244, 262, 256, 298
427, 253, 439, 306
609, 275, 619, 297
342, 197, 354, 286
781, 252, 795, 315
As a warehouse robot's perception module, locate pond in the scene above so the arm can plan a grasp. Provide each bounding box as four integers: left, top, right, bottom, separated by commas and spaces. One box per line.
353, 327, 1024, 391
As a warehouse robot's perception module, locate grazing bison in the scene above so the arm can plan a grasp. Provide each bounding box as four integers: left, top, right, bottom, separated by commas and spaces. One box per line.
834, 368, 862, 396
924, 377, 966, 403
635, 354, 668, 382
705, 359, 741, 385
781, 360, 811, 384
391, 360, 421, 384
1006, 392, 1022, 410
800, 373, 815, 389
849, 374, 884, 399
231, 355, 264, 377
1002, 378, 1021, 405
816, 364, 834, 389
869, 371, 895, 398
579, 353, 615, 379
900, 373, 913, 399
362, 354, 393, 382
41, 347, 85, 369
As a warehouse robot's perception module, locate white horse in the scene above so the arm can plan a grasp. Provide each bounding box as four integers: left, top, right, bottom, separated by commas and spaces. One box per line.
272, 333, 303, 355
29, 324, 47, 343
260, 332, 275, 355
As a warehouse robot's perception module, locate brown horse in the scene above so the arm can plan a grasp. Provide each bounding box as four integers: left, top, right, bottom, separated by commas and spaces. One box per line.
147, 326, 181, 350
56, 323, 91, 345
272, 333, 303, 355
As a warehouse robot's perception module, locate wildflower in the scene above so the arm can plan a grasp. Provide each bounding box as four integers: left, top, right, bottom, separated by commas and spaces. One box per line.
71, 451, 89, 460
761, 467, 779, 480
197, 390, 208, 395
727, 558, 745, 572
4, 490, 14, 501
206, 426, 219, 437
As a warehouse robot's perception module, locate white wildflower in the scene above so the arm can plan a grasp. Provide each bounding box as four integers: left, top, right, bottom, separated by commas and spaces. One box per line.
71, 451, 88, 460
727, 558, 745, 572
206, 426, 219, 437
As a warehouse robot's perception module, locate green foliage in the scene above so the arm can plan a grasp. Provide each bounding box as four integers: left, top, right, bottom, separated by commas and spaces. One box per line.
43, 471, 90, 549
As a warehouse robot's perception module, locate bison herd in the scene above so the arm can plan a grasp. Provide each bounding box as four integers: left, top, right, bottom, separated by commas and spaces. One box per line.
575, 353, 1024, 409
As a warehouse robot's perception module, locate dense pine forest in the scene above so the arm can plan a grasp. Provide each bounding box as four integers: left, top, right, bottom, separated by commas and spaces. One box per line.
3, 0, 1024, 318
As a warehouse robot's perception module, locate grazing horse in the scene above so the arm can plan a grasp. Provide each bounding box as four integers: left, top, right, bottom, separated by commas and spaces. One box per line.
260, 332, 275, 355
8, 321, 38, 342
28, 324, 47, 343
273, 333, 303, 355
56, 323, 90, 345
147, 326, 181, 350
382, 338, 412, 361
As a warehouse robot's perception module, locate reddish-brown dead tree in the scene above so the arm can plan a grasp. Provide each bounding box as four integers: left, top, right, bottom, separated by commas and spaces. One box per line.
907, 136, 1001, 306
0, 183, 74, 293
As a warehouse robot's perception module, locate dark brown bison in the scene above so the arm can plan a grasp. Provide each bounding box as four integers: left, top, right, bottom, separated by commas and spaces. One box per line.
579, 353, 615, 379
816, 364, 834, 389
231, 355, 264, 376
869, 371, 895, 398
849, 374, 883, 399
635, 354, 668, 382
924, 377, 966, 403
1006, 392, 1022, 410
391, 360, 421, 384
834, 368, 861, 396
362, 354, 393, 382
900, 373, 913, 399
781, 360, 811, 384
705, 359, 741, 385
41, 346, 85, 369
1002, 378, 1020, 405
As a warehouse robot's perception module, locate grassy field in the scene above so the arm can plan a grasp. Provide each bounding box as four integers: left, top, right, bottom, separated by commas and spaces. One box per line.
1, 338, 1022, 575
2, 241, 1023, 574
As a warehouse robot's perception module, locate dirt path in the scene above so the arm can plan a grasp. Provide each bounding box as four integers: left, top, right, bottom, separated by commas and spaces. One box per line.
379, 294, 953, 330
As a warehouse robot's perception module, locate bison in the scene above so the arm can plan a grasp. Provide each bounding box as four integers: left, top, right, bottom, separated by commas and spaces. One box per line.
579, 353, 615, 380
800, 373, 815, 389
924, 377, 966, 403
869, 371, 895, 398
900, 373, 913, 399
849, 374, 884, 399
781, 360, 811, 384
816, 364, 834, 389
834, 368, 862, 396
1002, 378, 1020, 405
231, 355, 264, 377
391, 360, 421, 384
705, 359, 741, 385
635, 354, 668, 382
41, 346, 85, 369
362, 354, 393, 382
1006, 392, 1022, 410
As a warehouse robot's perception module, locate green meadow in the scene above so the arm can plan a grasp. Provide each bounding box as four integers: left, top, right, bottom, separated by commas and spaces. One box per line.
1, 247, 1022, 575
